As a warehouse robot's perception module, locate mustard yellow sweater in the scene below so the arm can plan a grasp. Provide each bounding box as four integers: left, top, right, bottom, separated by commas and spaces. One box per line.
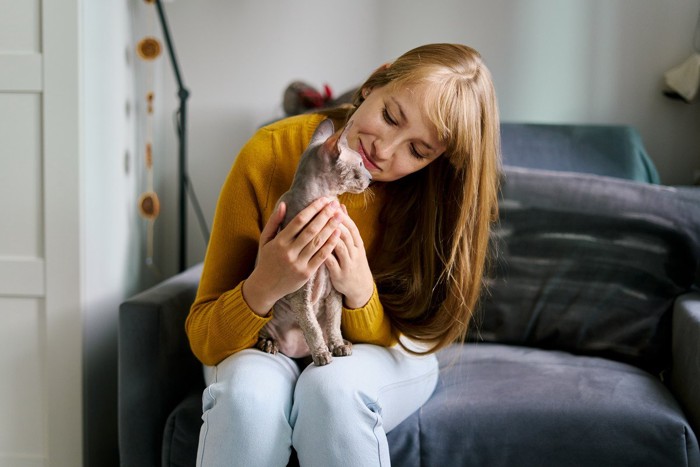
186, 113, 395, 366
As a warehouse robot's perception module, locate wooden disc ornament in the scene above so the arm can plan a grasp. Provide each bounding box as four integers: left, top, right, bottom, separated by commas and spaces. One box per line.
137, 37, 162, 61
138, 191, 161, 219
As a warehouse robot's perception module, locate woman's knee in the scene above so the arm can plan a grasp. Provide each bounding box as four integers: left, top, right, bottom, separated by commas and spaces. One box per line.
198, 351, 300, 466
291, 345, 439, 430
207, 350, 299, 419
292, 358, 376, 427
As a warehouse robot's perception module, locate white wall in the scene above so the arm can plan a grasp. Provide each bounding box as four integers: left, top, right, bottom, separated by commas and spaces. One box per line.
82, 0, 159, 464
152, 0, 700, 269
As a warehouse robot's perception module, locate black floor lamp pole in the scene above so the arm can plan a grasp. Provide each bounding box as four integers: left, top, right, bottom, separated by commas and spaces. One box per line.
154, 0, 190, 272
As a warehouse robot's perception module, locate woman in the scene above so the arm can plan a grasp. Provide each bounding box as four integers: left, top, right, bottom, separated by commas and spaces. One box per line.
187, 43, 501, 466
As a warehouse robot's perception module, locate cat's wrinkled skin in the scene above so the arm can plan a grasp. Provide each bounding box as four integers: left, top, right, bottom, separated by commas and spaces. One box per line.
257, 119, 372, 366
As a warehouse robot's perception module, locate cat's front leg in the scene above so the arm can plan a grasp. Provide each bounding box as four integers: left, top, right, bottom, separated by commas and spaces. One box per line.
325, 290, 353, 357
292, 288, 333, 366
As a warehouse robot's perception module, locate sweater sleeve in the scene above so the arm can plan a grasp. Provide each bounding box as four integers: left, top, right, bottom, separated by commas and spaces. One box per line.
185, 126, 278, 366
341, 283, 397, 347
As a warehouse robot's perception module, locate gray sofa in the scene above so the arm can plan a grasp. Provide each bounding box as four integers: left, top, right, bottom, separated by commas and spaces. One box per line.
119, 123, 700, 466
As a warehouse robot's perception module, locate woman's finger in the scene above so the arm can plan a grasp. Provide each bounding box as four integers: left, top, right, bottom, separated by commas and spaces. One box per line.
324, 249, 340, 274
307, 229, 341, 271
298, 212, 342, 262
260, 202, 286, 246
339, 207, 364, 250
331, 224, 353, 266
281, 197, 334, 240
293, 202, 340, 249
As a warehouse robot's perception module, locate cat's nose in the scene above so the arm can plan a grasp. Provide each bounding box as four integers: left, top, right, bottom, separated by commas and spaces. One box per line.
361, 167, 372, 181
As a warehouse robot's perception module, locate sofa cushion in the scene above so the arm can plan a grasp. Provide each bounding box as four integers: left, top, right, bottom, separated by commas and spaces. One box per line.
388, 344, 700, 467
474, 167, 700, 373
162, 344, 699, 467
162, 394, 201, 467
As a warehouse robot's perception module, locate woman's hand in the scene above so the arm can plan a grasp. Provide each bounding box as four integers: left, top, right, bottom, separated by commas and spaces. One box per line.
325, 205, 375, 309
242, 197, 343, 316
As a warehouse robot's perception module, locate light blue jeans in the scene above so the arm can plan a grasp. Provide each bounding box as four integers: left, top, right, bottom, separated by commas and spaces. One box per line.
196, 344, 439, 467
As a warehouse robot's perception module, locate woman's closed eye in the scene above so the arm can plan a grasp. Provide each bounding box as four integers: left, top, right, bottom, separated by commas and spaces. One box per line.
410, 145, 427, 160
382, 107, 426, 160
382, 107, 397, 126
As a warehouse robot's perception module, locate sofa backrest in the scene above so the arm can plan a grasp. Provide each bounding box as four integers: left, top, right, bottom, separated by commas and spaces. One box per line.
500, 123, 661, 183
473, 167, 700, 374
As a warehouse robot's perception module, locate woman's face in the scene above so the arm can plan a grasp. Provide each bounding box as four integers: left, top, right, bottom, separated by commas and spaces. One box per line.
345, 82, 446, 182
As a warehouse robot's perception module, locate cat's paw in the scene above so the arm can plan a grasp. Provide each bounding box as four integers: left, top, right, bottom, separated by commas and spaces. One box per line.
330, 340, 353, 357
256, 337, 278, 355
311, 350, 333, 366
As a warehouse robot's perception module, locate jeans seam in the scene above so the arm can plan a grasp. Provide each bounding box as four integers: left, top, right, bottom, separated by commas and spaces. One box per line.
197, 406, 210, 467
199, 375, 217, 467
368, 365, 439, 466
375, 367, 440, 415
369, 404, 386, 467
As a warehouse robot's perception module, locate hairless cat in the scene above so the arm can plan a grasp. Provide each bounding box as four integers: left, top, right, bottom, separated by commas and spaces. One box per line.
257, 119, 372, 365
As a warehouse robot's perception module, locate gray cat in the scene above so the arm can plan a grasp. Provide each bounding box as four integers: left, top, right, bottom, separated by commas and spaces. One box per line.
257, 119, 372, 366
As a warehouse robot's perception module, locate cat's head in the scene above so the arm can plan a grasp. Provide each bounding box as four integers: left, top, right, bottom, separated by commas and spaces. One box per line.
308, 119, 372, 195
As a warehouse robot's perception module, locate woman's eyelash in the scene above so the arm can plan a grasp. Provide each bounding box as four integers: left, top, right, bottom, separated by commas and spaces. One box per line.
382, 106, 425, 159
410, 145, 426, 160
382, 107, 397, 125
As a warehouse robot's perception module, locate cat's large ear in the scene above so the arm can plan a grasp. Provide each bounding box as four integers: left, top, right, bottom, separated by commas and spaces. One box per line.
335, 121, 362, 164
309, 119, 335, 147
322, 131, 341, 160
337, 120, 353, 151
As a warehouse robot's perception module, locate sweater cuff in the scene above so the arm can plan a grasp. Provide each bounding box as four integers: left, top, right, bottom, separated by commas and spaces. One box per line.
342, 283, 382, 327
341, 283, 395, 347
221, 281, 272, 338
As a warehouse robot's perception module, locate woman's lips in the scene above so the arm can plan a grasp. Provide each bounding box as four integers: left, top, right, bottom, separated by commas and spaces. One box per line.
359, 140, 380, 171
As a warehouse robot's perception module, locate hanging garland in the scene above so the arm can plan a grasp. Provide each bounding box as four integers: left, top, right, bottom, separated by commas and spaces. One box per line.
136, 0, 162, 269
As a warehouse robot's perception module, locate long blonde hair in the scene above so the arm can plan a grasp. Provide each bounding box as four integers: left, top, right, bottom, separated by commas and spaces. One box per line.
325, 43, 501, 354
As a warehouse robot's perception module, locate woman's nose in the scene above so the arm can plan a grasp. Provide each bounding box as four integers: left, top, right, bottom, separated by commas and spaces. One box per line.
373, 138, 396, 161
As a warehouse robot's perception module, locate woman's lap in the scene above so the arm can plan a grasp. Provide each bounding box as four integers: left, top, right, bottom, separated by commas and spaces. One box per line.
197, 344, 438, 467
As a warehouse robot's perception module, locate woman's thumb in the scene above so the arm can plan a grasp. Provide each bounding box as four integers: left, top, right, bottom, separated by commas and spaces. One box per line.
260, 201, 286, 244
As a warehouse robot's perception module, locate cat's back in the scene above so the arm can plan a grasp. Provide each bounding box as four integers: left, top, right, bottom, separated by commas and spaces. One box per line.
253, 114, 327, 225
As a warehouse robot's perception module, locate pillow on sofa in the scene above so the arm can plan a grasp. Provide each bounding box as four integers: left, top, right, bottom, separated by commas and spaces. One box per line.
472, 167, 700, 373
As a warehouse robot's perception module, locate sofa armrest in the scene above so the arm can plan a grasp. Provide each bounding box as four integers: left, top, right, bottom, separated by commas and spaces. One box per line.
118, 264, 205, 467
671, 292, 700, 432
